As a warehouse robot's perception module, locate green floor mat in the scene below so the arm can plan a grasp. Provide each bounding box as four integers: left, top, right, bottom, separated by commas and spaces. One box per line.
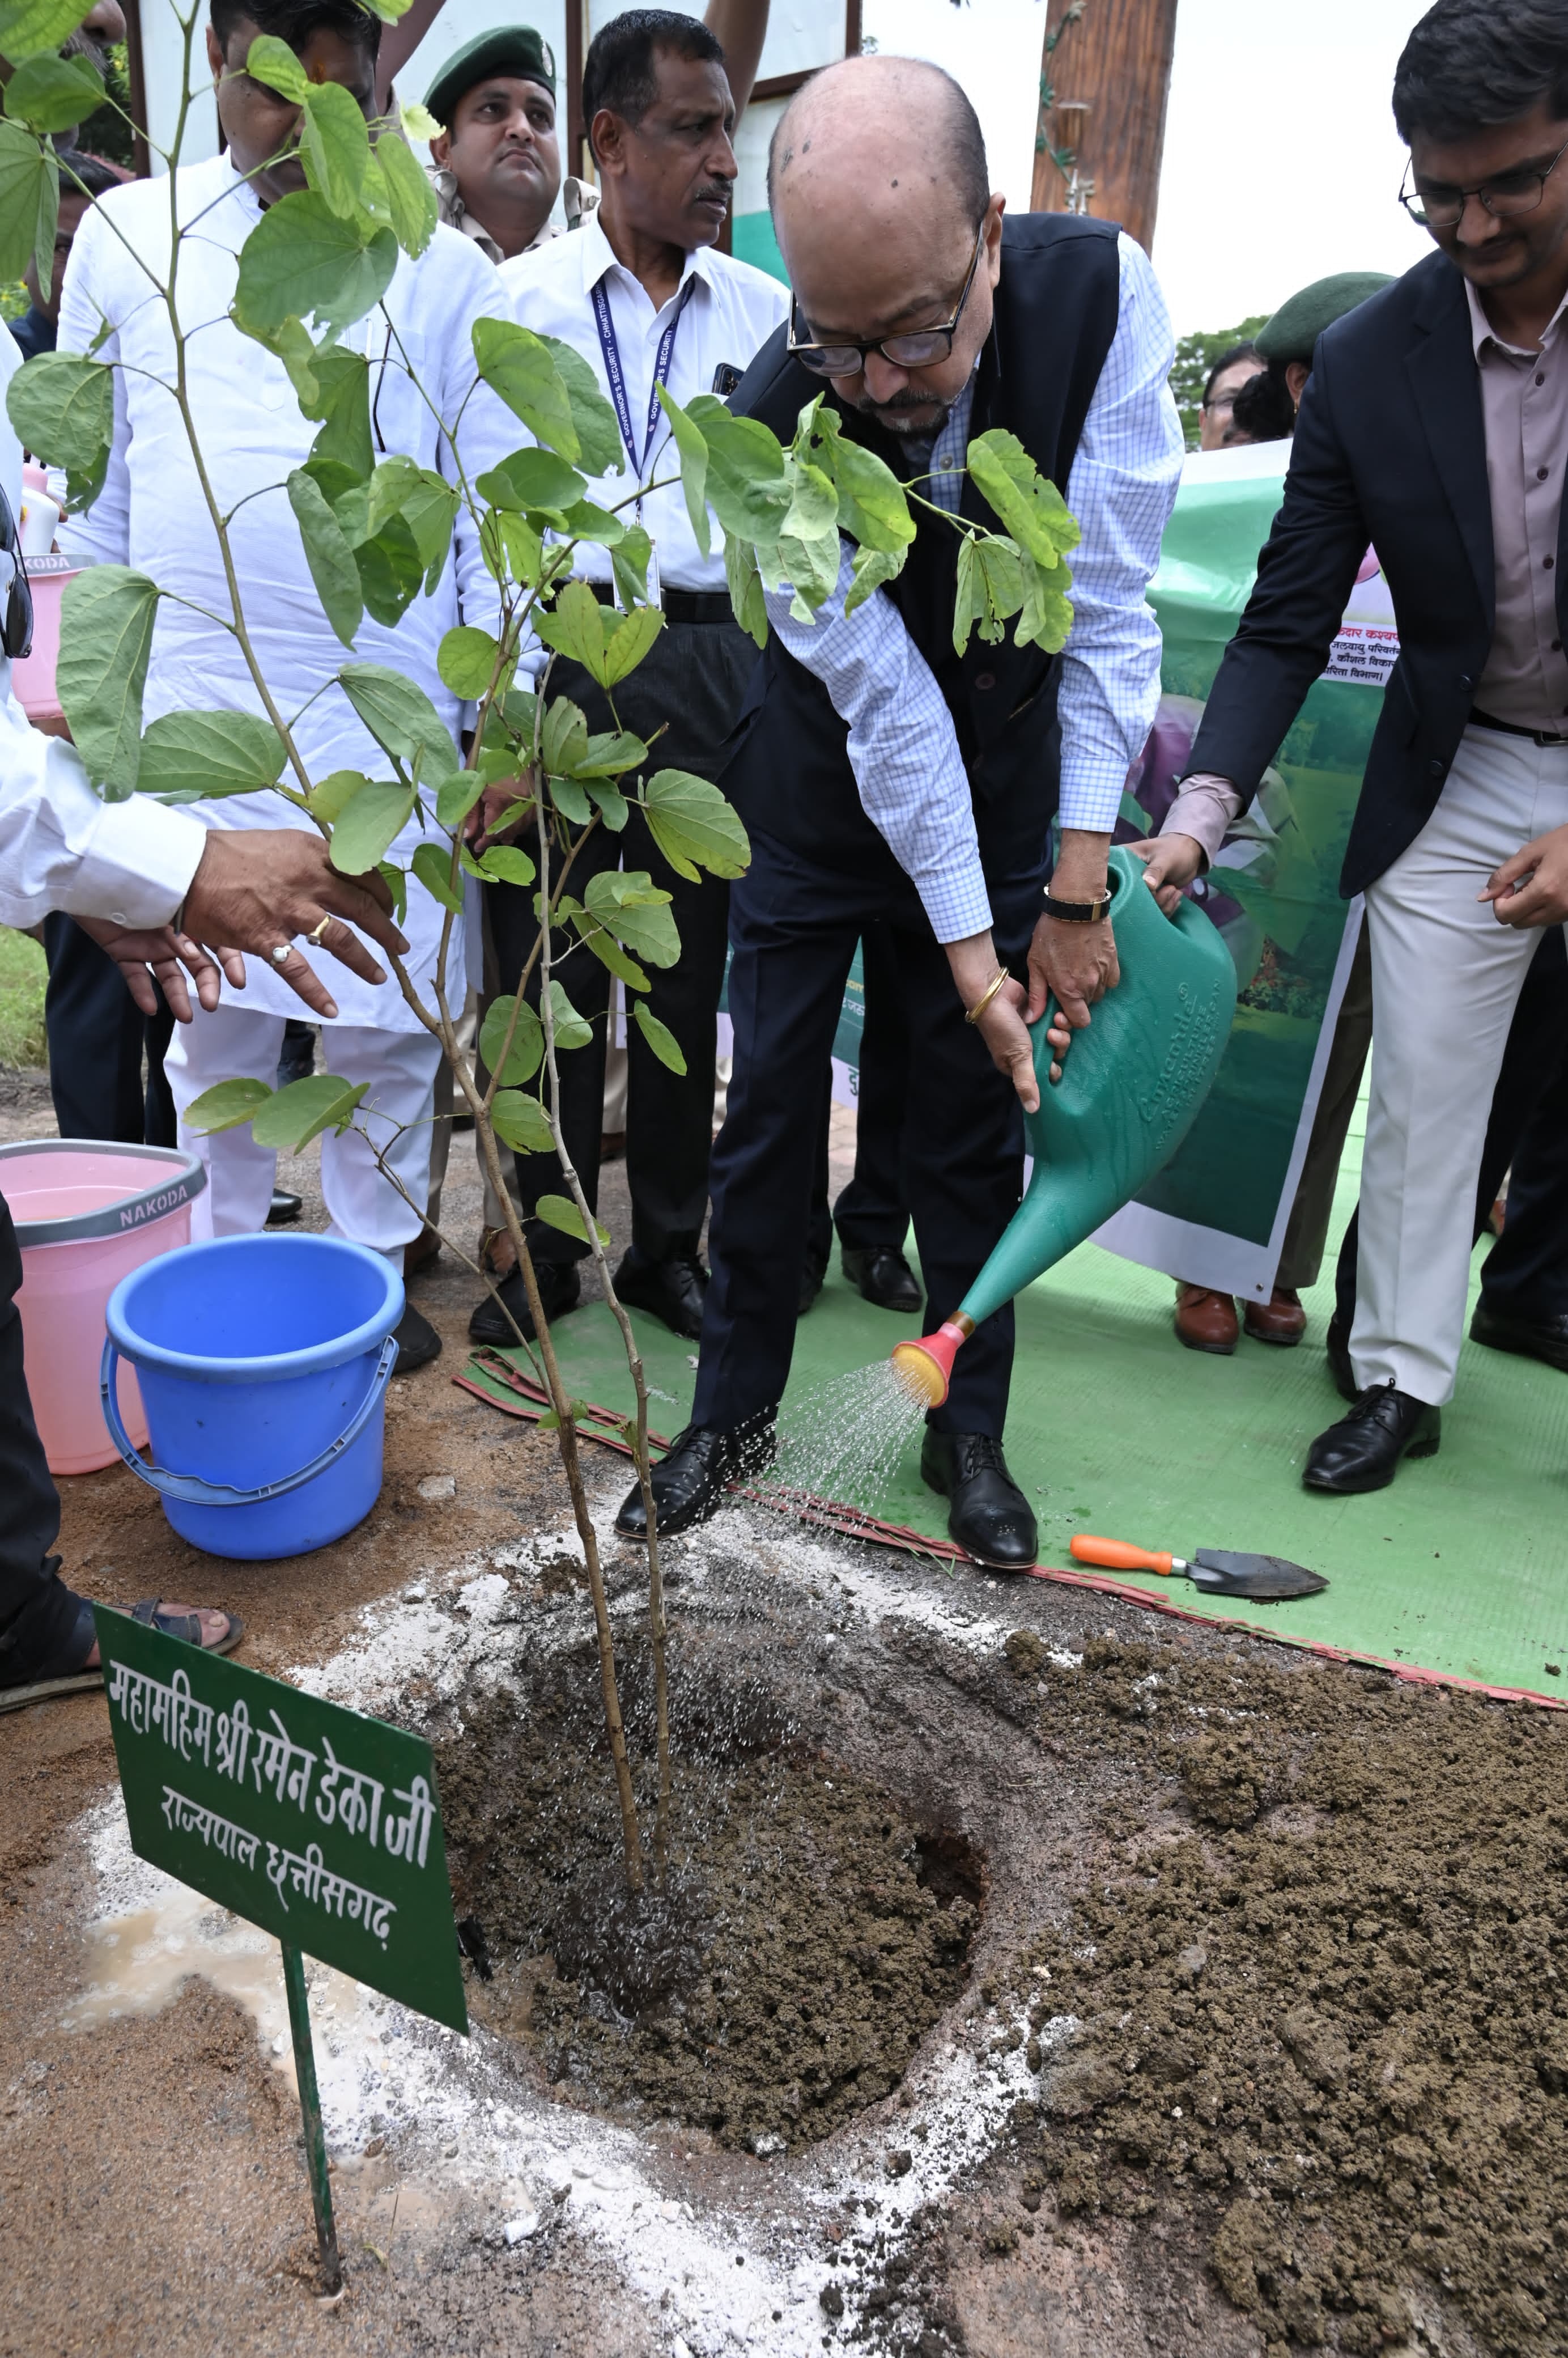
462, 1123, 1568, 1701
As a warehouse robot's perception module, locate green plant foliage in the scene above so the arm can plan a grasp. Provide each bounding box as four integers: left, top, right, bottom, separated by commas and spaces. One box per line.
3, 50, 104, 133
478, 446, 585, 514
0, 923, 47, 1067
479, 992, 544, 1086
536, 1191, 608, 1246
57, 566, 159, 790
376, 128, 438, 256
182, 1076, 275, 1134
299, 77, 372, 220
655, 381, 710, 557
533, 332, 624, 477
543, 978, 590, 1050
243, 32, 311, 102
287, 467, 364, 646
437, 625, 502, 698
583, 869, 678, 968
355, 511, 426, 627
0, 119, 56, 295
410, 837, 463, 913
232, 191, 397, 336
490, 1088, 554, 1156
632, 1000, 686, 1075
137, 710, 287, 802
966, 429, 1080, 567
6, 351, 112, 490
471, 319, 581, 460
641, 768, 751, 881
250, 1074, 369, 1151
338, 663, 455, 774
0, 0, 89, 61
327, 777, 415, 873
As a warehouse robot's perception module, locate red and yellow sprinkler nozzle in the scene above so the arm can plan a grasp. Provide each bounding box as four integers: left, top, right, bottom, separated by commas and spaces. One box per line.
890, 1314, 975, 1410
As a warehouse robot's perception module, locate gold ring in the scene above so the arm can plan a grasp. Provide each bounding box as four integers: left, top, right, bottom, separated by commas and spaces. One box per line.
307, 915, 332, 945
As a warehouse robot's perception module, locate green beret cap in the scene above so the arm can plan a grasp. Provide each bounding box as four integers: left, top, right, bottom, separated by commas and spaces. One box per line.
424, 27, 555, 128
1255, 272, 1396, 363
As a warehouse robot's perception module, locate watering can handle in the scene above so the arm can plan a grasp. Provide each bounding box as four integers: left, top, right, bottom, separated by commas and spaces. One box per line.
98, 1333, 400, 1508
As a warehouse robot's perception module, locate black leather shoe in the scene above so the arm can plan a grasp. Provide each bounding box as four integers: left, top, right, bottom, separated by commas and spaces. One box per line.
798, 1253, 827, 1317
1325, 1313, 1357, 1402
1469, 1300, 1568, 1375
614, 1417, 777, 1538
266, 1188, 302, 1227
468, 1258, 581, 1346
840, 1243, 923, 1313
920, 1430, 1038, 1570
613, 1246, 707, 1340
1302, 1382, 1440, 1495
392, 1303, 441, 1372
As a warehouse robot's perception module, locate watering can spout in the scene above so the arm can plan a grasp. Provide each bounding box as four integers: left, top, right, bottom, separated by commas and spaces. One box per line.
887, 847, 1237, 1407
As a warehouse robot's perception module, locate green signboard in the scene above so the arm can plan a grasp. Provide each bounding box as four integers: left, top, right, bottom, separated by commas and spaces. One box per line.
94, 1608, 468, 2035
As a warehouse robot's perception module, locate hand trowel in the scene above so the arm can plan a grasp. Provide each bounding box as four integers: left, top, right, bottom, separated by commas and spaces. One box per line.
1068, 1533, 1329, 1601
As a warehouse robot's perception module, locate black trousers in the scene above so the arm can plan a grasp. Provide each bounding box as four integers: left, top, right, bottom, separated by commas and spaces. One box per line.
43, 913, 175, 1146
487, 617, 758, 1269
692, 828, 1048, 1439
1335, 924, 1568, 1330
0, 1195, 77, 1686
807, 921, 910, 1266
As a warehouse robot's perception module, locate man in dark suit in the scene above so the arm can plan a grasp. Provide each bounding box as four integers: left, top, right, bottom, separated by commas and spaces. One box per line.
1141, 0, 1568, 1494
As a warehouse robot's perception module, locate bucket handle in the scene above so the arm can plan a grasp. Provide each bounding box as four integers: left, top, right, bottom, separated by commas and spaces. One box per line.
98, 1333, 400, 1509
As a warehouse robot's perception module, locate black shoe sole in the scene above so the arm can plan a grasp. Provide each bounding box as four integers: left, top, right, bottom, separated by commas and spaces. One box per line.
1468, 1310, 1568, 1375
1302, 1430, 1440, 1495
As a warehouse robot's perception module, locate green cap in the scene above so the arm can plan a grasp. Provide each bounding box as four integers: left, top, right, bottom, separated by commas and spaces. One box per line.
1255, 273, 1396, 363
423, 27, 556, 129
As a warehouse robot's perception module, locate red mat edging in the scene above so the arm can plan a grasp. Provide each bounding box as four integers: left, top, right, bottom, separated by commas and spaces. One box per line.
454, 1360, 1565, 1713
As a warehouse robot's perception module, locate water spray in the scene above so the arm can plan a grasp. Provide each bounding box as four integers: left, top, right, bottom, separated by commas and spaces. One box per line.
891, 847, 1238, 1410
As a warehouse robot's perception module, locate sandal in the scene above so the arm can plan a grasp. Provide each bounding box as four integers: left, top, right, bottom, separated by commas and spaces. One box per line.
0, 1597, 245, 1716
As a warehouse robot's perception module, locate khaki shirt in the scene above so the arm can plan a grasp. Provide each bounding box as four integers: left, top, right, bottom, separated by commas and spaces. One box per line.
427, 164, 598, 268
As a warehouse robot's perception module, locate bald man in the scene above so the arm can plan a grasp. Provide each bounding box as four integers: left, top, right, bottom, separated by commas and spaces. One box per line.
614, 57, 1183, 1568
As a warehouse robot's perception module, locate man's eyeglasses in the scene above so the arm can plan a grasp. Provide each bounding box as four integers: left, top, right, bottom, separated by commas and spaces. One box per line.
0, 487, 33, 665
787, 223, 987, 379
1399, 135, 1568, 230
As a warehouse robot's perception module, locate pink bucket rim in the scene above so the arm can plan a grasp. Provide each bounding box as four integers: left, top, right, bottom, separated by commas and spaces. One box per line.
0, 1138, 206, 1248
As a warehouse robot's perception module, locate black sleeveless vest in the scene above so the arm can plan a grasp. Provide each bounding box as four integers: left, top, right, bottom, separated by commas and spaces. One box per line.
721, 211, 1123, 881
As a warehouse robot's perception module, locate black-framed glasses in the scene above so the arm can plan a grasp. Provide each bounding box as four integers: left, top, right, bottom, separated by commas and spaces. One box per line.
787, 223, 987, 378
0, 486, 33, 665
1399, 135, 1568, 229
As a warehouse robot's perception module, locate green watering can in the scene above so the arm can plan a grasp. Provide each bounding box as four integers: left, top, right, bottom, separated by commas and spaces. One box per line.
891, 847, 1238, 1409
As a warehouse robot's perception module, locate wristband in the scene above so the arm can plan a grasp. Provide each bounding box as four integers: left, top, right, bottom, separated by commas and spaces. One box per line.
963, 966, 1011, 1026
1042, 888, 1111, 924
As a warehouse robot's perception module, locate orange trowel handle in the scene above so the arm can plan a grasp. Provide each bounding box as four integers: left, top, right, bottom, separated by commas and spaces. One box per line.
1070, 1534, 1175, 1576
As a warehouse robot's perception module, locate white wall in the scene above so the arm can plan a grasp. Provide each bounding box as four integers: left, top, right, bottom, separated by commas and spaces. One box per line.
138, 0, 218, 172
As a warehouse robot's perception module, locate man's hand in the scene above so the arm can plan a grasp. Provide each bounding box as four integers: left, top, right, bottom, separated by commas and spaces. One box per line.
1480, 822, 1568, 928
76, 918, 243, 1022
179, 830, 409, 1019
1129, 832, 1205, 917
1026, 830, 1120, 1036
945, 933, 1070, 1112
466, 771, 536, 856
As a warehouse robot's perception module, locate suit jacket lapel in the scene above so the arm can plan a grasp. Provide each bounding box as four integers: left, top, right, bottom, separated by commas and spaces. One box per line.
1405, 259, 1494, 632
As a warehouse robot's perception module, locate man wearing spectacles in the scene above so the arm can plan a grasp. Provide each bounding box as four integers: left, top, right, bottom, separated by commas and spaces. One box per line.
1140, 0, 1568, 1497
614, 52, 1184, 1566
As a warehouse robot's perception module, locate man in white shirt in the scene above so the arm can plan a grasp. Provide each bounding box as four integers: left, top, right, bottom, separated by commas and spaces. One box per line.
58, 0, 517, 1373
483, 9, 788, 1349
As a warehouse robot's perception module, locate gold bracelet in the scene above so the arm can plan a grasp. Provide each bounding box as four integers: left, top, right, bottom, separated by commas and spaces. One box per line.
963, 965, 1011, 1026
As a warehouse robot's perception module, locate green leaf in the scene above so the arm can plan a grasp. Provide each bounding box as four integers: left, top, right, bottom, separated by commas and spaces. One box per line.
3, 50, 103, 132
298, 78, 372, 220
233, 190, 397, 336
844, 542, 908, 617
698, 408, 791, 540
328, 778, 415, 873
602, 602, 663, 686
777, 456, 841, 618
471, 319, 579, 460
181, 1076, 273, 1135
479, 993, 544, 1086
355, 512, 426, 627
0, 0, 90, 58
966, 428, 1081, 569
308, 347, 373, 481
309, 768, 374, 822
57, 566, 159, 789
6, 351, 112, 483
489, 1089, 554, 1156
0, 118, 55, 291
724, 532, 768, 648
541, 695, 589, 777
534, 332, 624, 477
632, 1000, 687, 1076
339, 662, 455, 773
577, 920, 648, 989
536, 1192, 609, 1248
437, 625, 502, 699
655, 383, 710, 558
559, 498, 624, 547
473, 845, 536, 887
287, 468, 363, 647
477, 446, 585, 514
817, 417, 916, 555
252, 1075, 369, 1152
545, 978, 592, 1050
411, 838, 464, 914
400, 97, 441, 141
1017, 546, 1075, 654
378, 858, 407, 924
479, 506, 543, 588
376, 125, 438, 256
535, 578, 608, 684
243, 32, 310, 102
137, 711, 287, 803
548, 774, 592, 824
953, 533, 1025, 656
641, 766, 751, 883
610, 523, 653, 610
573, 730, 646, 778
583, 778, 628, 832
584, 868, 678, 967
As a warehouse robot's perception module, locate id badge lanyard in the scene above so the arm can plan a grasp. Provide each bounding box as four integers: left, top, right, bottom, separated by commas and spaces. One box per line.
591, 271, 696, 608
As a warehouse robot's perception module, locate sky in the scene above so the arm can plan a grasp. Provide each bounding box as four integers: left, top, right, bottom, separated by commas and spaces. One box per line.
858, 0, 1435, 336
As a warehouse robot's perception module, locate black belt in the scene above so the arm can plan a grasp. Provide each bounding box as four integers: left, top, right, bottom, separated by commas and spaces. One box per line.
585, 581, 736, 625
1469, 706, 1568, 747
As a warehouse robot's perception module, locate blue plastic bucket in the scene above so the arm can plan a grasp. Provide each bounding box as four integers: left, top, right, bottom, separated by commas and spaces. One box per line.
101, 1234, 403, 1560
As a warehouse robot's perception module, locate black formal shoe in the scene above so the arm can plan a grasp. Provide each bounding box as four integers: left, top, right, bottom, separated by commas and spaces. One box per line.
468, 1258, 581, 1346
1302, 1382, 1441, 1495
1469, 1299, 1568, 1376
798, 1252, 827, 1317
920, 1430, 1039, 1571
392, 1303, 442, 1372
840, 1243, 923, 1314
613, 1246, 707, 1340
614, 1416, 777, 1539
266, 1188, 302, 1227
1325, 1313, 1357, 1402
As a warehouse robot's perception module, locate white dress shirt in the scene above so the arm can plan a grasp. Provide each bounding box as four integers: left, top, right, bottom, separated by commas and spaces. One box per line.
0, 323, 205, 932
767, 232, 1184, 943
57, 156, 520, 1029
498, 211, 788, 592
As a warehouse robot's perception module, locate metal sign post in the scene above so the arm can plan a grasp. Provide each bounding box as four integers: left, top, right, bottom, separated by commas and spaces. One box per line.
92, 1608, 469, 2288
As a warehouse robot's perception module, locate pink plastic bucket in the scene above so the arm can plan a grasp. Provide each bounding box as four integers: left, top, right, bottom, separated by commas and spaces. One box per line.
1, 1139, 207, 1474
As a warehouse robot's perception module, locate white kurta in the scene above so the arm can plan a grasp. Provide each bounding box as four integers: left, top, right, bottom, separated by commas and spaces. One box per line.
57, 155, 521, 1030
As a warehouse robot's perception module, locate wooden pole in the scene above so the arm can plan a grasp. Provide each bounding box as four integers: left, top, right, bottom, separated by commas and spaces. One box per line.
1030, 0, 1180, 255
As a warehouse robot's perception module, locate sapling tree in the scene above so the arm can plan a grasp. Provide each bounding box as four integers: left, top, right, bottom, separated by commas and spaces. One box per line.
0, 0, 1080, 1895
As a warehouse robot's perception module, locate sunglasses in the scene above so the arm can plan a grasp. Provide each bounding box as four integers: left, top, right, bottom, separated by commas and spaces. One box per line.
0, 486, 33, 664
786, 223, 987, 379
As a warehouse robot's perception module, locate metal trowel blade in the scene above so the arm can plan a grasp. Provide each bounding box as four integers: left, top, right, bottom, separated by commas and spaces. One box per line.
1190, 1550, 1329, 1601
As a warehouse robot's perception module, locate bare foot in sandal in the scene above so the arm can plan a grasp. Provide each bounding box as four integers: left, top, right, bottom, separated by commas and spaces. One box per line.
79, 1600, 239, 1668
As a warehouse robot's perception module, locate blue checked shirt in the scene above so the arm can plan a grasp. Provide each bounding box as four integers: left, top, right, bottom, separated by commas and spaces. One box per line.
765, 233, 1183, 943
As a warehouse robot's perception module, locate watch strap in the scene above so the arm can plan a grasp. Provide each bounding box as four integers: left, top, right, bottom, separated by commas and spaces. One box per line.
1042, 889, 1111, 924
